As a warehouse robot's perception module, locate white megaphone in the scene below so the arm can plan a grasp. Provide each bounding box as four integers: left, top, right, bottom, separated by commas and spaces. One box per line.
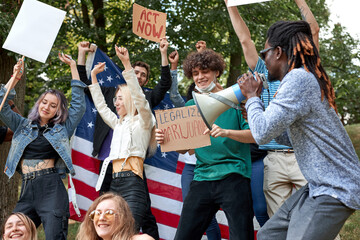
193, 73, 268, 130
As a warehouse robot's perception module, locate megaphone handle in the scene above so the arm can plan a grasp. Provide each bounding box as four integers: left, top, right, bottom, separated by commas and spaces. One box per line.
208, 93, 242, 110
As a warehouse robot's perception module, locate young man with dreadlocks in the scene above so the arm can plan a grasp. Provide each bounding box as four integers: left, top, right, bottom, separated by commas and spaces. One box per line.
225, 0, 318, 222
238, 20, 360, 240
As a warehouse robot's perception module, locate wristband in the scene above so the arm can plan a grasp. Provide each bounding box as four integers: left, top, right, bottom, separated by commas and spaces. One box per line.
11, 75, 21, 80
10, 104, 15, 109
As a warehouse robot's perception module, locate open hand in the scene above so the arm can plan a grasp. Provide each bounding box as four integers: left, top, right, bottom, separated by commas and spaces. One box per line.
58, 52, 76, 66
91, 62, 106, 75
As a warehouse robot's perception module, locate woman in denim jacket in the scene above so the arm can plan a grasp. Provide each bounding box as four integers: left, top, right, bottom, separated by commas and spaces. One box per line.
0, 54, 86, 239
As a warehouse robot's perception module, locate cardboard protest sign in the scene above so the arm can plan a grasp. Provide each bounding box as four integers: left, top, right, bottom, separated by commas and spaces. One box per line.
227, 0, 271, 7
155, 105, 211, 152
2, 0, 66, 63
132, 3, 166, 42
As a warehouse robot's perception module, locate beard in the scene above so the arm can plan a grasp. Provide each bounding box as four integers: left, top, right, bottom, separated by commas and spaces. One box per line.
267, 71, 278, 81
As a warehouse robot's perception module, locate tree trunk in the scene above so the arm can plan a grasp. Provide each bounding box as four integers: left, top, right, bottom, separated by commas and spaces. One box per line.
0, 48, 26, 223
227, 50, 243, 88
226, 32, 244, 88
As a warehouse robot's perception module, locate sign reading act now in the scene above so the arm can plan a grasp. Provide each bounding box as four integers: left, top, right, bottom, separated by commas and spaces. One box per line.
155, 106, 211, 152
132, 3, 166, 42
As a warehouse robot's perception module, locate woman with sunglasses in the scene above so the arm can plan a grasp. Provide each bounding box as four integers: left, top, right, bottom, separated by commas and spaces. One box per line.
76, 193, 154, 240
2, 212, 37, 240
88, 45, 156, 231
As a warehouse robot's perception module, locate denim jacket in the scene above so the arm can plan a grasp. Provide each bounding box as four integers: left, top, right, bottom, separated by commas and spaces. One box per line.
0, 80, 87, 179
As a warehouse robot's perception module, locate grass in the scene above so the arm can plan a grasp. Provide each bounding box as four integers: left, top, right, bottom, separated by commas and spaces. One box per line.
36, 124, 360, 239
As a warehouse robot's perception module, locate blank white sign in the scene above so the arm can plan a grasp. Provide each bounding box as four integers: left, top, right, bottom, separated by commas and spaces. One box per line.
2, 0, 66, 63
227, 0, 271, 7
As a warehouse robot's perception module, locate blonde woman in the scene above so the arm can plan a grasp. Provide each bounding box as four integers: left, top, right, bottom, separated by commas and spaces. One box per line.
2, 212, 37, 240
89, 46, 156, 230
76, 193, 154, 240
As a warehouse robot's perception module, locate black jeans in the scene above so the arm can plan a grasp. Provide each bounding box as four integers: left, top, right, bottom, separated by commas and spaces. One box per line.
14, 172, 69, 240
110, 174, 148, 230
174, 173, 254, 240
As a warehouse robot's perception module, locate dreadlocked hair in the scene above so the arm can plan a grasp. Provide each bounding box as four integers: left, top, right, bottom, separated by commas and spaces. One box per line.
267, 20, 337, 113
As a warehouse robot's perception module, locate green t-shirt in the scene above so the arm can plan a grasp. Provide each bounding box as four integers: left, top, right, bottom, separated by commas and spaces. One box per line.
186, 99, 251, 181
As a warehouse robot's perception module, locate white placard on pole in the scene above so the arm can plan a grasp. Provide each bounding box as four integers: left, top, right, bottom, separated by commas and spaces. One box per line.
227, 0, 271, 7
2, 0, 66, 63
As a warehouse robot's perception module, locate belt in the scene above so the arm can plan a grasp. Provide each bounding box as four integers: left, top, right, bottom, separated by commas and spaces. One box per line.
112, 171, 136, 179
21, 167, 56, 180
268, 149, 294, 153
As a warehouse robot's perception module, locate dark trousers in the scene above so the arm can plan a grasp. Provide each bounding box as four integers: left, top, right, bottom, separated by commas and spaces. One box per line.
174, 173, 254, 240
100, 162, 159, 239
110, 175, 148, 230
14, 172, 69, 240
257, 184, 355, 240
181, 163, 221, 240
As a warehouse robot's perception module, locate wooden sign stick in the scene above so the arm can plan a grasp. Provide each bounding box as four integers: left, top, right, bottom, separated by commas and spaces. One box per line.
0, 56, 25, 112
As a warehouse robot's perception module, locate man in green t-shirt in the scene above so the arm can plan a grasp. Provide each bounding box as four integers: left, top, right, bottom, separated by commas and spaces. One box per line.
156, 49, 255, 240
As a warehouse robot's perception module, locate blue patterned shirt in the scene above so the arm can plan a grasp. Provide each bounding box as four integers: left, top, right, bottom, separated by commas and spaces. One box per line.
250, 58, 291, 150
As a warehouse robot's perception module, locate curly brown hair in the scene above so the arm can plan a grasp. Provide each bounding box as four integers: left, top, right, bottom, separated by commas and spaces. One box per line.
183, 49, 225, 79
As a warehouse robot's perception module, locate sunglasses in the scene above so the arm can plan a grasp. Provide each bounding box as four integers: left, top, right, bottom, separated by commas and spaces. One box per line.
259, 47, 274, 60
113, 96, 122, 106
89, 209, 116, 221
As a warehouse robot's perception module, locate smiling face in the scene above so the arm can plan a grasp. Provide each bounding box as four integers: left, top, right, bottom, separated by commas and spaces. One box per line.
37, 93, 59, 126
114, 89, 127, 117
93, 199, 118, 240
3, 215, 30, 240
191, 67, 219, 91
134, 66, 148, 87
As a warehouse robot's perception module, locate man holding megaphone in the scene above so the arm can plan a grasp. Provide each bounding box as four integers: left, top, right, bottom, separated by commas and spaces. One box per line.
156, 49, 256, 240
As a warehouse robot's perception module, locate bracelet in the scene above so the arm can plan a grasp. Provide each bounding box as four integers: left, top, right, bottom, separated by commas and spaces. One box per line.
10, 104, 15, 109
11, 75, 21, 80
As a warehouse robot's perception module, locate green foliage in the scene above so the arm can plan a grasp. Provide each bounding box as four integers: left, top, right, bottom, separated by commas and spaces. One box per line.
1, 0, 359, 123
321, 24, 360, 124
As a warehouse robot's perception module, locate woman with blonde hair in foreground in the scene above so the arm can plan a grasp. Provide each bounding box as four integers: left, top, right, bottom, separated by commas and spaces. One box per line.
2, 212, 37, 240
76, 192, 154, 240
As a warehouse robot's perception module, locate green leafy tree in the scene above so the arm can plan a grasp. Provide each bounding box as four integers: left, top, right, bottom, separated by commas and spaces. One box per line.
321, 23, 360, 124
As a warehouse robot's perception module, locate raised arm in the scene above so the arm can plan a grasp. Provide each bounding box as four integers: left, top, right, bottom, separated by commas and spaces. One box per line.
0, 58, 26, 132
224, 0, 258, 70
160, 37, 169, 67
58, 53, 87, 136
169, 50, 185, 108
294, 0, 320, 51
115, 46, 154, 129
148, 38, 172, 108
89, 62, 118, 130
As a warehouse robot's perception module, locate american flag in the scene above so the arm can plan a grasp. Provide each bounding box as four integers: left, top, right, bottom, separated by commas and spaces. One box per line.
67, 47, 251, 239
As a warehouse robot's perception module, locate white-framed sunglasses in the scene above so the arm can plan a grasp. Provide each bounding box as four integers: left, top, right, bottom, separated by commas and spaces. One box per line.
89, 209, 117, 221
